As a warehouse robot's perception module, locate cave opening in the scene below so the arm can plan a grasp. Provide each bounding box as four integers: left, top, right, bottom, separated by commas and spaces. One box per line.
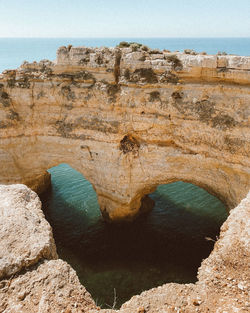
40, 164, 228, 309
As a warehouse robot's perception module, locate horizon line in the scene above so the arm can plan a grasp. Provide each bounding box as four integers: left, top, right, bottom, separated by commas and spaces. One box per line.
0, 36, 250, 39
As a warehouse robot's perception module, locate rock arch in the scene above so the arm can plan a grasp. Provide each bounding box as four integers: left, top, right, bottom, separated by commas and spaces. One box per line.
0, 46, 249, 221
96, 145, 248, 221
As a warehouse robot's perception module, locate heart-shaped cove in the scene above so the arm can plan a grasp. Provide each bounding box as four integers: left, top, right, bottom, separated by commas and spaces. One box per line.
40, 163, 227, 309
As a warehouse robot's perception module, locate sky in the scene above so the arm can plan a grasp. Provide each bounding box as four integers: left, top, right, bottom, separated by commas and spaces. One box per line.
0, 0, 249, 38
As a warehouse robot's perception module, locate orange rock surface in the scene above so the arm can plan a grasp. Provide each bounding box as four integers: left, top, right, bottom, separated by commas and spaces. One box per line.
0, 46, 249, 221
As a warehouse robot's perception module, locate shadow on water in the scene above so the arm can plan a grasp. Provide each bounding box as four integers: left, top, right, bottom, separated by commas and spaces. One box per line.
40, 164, 228, 308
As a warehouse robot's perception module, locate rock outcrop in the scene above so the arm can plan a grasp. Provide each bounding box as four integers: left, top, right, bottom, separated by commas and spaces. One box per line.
0, 184, 249, 312
0, 184, 57, 279
0, 45, 249, 221
0, 259, 96, 313
112, 192, 250, 313
0, 184, 97, 312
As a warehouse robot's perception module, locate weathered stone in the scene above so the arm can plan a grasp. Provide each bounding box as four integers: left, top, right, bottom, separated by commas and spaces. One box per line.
0, 184, 57, 279
0, 184, 98, 312
0, 259, 97, 313
0, 46, 249, 222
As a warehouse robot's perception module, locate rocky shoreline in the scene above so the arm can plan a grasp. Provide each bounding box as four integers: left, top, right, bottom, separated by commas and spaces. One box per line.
0, 184, 249, 312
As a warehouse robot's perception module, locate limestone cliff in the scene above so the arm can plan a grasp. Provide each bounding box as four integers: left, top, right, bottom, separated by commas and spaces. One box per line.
0, 45, 249, 221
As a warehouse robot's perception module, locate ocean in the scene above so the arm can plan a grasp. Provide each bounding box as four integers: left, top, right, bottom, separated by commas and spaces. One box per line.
0, 37, 237, 308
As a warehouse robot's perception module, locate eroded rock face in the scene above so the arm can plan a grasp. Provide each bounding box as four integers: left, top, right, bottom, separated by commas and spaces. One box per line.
0, 184, 57, 279
0, 184, 97, 312
0, 259, 97, 313
0, 46, 249, 221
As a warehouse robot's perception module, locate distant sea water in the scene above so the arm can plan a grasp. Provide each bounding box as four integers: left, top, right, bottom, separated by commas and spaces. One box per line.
0, 38, 234, 308
0, 37, 250, 72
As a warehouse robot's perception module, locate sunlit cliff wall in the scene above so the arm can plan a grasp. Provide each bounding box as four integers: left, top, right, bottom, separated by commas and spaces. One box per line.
0, 45, 249, 221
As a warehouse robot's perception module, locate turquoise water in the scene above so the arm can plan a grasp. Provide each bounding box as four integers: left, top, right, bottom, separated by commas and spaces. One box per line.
0, 37, 250, 72
1, 38, 233, 308
41, 164, 227, 308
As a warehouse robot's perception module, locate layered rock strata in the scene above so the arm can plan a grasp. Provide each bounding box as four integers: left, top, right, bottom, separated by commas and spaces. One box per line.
0, 45, 249, 221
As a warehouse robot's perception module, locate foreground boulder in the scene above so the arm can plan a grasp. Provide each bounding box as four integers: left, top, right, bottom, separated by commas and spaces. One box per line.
0, 184, 57, 279
0, 184, 97, 312
0, 259, 96, 313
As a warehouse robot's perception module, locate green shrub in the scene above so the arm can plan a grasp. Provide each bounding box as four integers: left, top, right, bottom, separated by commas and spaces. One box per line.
117, 41, 149, 51
117, 41, 130, 48
138, 55, 146, 61
141, 45, 149, 51
131, 68, 158, 83
149, 91, 161, 102
166, 55, 182, 70
124, 69, 130, 80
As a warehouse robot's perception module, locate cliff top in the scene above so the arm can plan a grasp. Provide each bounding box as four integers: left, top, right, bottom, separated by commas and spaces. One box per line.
56, 43, 250, 71
1, 43, 249, 89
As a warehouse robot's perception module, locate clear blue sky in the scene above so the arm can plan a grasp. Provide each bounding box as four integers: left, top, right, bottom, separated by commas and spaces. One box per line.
0, 0, 249, 37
